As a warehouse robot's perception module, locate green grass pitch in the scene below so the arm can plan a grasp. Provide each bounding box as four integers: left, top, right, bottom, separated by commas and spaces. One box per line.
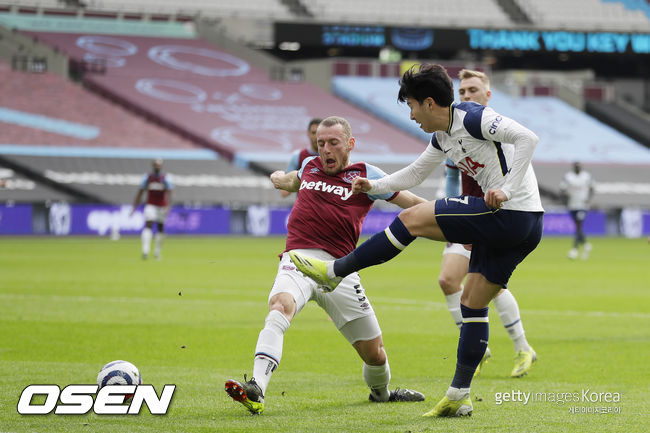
0, 235, 648, 432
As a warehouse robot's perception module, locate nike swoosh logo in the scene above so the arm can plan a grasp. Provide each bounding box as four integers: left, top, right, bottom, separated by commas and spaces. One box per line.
443, 148, 451, 153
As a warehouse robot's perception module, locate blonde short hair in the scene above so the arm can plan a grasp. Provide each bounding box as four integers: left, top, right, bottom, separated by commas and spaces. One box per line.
319, 116, 352, 140
459, 69, 490, 90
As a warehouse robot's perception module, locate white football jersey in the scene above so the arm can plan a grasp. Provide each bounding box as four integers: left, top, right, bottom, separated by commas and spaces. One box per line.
370, 102, 544, 212
560, 170, 594, 210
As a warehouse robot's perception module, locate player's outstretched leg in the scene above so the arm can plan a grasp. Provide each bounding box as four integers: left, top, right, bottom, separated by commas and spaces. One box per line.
291, 217, 416, 291
225, 375, 265, 414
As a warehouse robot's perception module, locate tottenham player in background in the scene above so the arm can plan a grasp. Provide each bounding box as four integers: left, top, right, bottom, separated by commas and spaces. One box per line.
225, 116, 427, 415
131, 158, 173, 260
436, 69, 537, 379
280, 118, 322, 198
290, 64, 544, 417
560, 161, 595, 259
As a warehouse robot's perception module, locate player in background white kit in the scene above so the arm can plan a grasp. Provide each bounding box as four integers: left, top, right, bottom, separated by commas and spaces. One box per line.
437, 69, 536, 379
559, 162, 595, 259
225, 117, 426, 415
290, 64, 544, 417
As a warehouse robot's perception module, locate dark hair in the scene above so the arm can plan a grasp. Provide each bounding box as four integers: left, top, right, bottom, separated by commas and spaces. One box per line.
308, 118, 323, 129
397, 64, 454, 107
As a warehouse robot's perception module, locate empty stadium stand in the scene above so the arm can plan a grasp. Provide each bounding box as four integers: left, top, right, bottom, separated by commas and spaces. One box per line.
516, 0, 650, 30
1, 0, 649, 226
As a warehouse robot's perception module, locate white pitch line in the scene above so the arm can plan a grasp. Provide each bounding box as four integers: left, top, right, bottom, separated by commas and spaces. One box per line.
2, 293, 649, 320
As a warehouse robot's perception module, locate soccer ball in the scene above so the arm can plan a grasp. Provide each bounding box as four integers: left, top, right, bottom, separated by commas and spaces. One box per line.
97, 360, 142, 388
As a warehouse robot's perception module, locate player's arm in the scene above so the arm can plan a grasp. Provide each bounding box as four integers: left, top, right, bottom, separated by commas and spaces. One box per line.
390, 190, 429, 208
483, 110, 538, 208
164, 189, 172, 215
270, 170, 300, 192
445, 157, 461, 197
353, 139, 446, 195
281, 151, 301, 197
164, 176, 173, 215
131, 189, 144, 215
131, 174, 148, 215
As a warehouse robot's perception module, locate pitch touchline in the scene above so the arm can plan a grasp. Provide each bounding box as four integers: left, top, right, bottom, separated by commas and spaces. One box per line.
1, 293, 648, 319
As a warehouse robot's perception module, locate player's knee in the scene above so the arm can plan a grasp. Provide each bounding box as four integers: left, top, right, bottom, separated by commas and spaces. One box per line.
269, 293, 295, 318
438, 274, 459, 294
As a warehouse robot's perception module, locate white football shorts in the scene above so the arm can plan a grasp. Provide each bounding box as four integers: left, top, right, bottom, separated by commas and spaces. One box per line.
269, 249, 381, 344
143, 204, 167, 223
442, 242, 471, 260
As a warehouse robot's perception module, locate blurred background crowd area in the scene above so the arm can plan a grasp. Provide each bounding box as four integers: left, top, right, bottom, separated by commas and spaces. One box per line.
0, 0, 649, 237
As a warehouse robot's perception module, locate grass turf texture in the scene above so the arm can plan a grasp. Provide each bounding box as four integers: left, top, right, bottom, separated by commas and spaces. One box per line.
0, 235, 647, 432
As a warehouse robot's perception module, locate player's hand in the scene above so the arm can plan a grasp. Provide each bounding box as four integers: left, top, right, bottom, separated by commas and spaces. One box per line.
485, 189, 508, 209
351, 177, 371, 194
270, 170, 286, 190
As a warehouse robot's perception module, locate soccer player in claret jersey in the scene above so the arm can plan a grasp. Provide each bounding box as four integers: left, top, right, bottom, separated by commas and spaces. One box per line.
131, 158, 172, 260
225, 116, 426, 415
280, 118, 322, 198
437, 69, 536, 379
559, 161, 595, 260
290, 64, 544, 417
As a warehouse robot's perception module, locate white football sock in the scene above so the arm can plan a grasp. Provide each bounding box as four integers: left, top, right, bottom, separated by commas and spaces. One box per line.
364, 361, 391, 402
154, 232, 163, 258
446, 386, 470, 400
493, 290, 531, 353
253, 310, 290, 394
444, 291, 463, 330
141, 227, 152, 256
326, 260, 336, 279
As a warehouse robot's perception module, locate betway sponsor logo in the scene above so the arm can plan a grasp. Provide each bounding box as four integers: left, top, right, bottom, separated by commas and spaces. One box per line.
300, 180, 353, 201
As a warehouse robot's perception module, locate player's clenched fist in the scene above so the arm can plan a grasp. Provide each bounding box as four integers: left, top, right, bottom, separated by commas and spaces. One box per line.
484, 189, 508, 209
351, 177, 371, 194
270, 171, 286, 189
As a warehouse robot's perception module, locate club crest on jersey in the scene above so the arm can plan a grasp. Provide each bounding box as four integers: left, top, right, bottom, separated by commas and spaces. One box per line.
342, 170, 361, 184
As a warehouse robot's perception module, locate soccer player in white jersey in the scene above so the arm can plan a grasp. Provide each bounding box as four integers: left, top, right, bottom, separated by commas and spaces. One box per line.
290, 64, 544, 417
225, 116, 426, 415
560, 161, 595, 259
436, 69, 536, 379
